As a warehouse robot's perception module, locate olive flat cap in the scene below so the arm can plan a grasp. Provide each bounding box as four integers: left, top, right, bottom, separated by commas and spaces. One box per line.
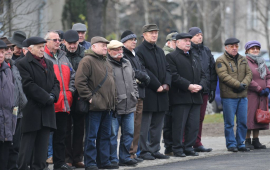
166, 32, 178, 41
26, 37, 47, 46
224, 38, 240, 46
72, 23, 87, 32
176, 33, 192, 40
0, 40, 7, 49
63, 30, 79, 43
107, 40, 124, 49
91, 36, 109, 45
0, 37, 14, 47
142, 24, 159, 33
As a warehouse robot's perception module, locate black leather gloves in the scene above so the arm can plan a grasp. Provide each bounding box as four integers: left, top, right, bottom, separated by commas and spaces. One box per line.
233, 83, 246, 93
208, 91, 216, 103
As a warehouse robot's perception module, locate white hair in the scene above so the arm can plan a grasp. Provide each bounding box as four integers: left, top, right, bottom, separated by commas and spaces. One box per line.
29, 45, 34, 48
44, 31, 59, 40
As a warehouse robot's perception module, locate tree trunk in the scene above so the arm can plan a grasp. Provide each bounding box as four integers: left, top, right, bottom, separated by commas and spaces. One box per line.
86, 0, 108, 40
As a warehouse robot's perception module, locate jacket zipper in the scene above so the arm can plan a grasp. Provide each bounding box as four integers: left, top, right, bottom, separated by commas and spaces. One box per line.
229, 62, 234, 72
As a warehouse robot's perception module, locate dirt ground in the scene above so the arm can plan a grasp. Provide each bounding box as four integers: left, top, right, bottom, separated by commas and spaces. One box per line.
202, 123, 270, 137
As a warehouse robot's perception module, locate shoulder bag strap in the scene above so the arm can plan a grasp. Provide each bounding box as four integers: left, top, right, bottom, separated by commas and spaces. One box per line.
91, 65, 108, 97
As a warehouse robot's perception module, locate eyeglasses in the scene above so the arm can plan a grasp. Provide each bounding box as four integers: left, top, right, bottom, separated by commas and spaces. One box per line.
5, 46, 14, 51
111, 47, 123, 52
129, 38, 137, 42
47, 39, 62, 42
249, 46, 260, 50
228, 44, 239, 49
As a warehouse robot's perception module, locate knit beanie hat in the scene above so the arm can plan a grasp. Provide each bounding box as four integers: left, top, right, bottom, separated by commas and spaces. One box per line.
188, 27, 202, 37
121, 30, 137, 43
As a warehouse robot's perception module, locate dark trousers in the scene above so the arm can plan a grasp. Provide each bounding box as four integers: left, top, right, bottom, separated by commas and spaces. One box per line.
129, 99, 143, 157
194, 94, 208, 148
53, 112, 68, 168
7, 118, 22, 170
65, 110, 85, 164
163, 111, 172, 151
140, 111, 165, 156
18, 127, 50, 170
171, 104, 200, 153
0, 141, 11, 170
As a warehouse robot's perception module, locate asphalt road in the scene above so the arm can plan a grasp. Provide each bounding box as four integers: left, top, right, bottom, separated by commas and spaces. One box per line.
134, 149, 270, 170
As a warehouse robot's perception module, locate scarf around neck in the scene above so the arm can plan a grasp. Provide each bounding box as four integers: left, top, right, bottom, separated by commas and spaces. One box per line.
247, 53, 266, 79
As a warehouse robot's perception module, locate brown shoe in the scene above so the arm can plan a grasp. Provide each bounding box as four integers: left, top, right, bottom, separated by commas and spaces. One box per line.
46, 157, 53, 164
73, 162, 85, 168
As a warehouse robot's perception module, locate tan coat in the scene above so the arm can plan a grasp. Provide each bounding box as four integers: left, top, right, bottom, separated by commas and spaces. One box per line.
75, 49, 116, 111
215, 52, 252, 98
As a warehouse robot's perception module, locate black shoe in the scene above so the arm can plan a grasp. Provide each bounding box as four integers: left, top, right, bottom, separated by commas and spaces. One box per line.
111, 161, 118, 165
152, 152, 170, 159
174, 152, 186, 157
134, 157, 144, 163
184, 150, 199, 156
245, 138, 254, 150
252, 138, 267, 149
139, 154, 155, 160
85, 166, 99, 170
99, 163, 119, 169
119, 159, 138, 166
164, 147, 174, 156
238, 147, 250, 152
227, 147, 238, 152
54, 164, 74, 170
194, 146, 212, 152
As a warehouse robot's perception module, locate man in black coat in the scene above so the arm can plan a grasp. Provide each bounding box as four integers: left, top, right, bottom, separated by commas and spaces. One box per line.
166, 33, 208, 157
16, 37, 60, 170
136, 24, 171, 160
121, 30, 150, 162
189, 27, 217, 152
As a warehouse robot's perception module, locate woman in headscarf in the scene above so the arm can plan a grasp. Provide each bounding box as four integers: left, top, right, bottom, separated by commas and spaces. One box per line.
245, 40, 270, 150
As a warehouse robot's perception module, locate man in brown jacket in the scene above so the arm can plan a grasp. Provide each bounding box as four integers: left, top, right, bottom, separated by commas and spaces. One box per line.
75, 36, 117, 170
215, 38, 252, 152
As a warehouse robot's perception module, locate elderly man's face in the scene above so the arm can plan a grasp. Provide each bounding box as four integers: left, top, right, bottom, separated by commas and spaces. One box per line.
168, 40, 176, 49
64, 40, 79, 53
123, 38, 137, 51
78, 31, 86, 43
176, 38, 191, 52
225, 44, 239, 57
29, 44, 45, 58
4, 46, 14, 61
143, 31, 158, 44
46, 33, 61, 52
191, 33, 203, 44
108, 46, 123, 60
92, 42, 108, 56
13, 46, 22, 56
0, 49, 5, 64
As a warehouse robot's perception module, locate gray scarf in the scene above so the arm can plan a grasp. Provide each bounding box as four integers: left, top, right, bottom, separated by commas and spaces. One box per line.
247, 53, 266, 79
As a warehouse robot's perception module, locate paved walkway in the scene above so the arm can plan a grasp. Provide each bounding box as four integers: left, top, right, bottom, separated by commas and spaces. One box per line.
48, 135, 270, 169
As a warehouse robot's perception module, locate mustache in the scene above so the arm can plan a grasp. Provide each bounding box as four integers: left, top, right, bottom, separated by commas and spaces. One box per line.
111, 53, 123, 58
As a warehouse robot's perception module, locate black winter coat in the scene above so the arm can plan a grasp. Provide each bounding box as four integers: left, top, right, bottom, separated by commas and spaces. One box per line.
136, 40, 171, 112
61, 44, 85, 71
191, 42, 217, 93
16, 51, 60, 133
166, 48, 208, 105
123, 47, 149, 99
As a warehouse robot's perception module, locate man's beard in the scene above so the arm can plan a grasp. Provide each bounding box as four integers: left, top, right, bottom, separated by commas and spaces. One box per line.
4, 56, 12, 62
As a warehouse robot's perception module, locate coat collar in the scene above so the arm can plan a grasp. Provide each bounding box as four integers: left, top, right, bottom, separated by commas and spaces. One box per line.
108, 54, 127, 67
175, 47, 190, 56
26, 51, 46, 70
142, 40, 157, 50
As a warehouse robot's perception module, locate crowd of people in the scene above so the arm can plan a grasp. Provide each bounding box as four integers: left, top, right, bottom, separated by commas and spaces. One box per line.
0, 22, 269, 170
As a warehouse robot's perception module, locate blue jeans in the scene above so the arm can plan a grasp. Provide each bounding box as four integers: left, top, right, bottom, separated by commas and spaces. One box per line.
110, 113, 134, 163
48, 132, 53, 158
84, 111, 112, 168
222, 98, 248, 149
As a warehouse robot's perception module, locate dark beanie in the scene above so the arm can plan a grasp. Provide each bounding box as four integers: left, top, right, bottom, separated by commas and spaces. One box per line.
188, 27, 202, 37
121, 30, 137, 43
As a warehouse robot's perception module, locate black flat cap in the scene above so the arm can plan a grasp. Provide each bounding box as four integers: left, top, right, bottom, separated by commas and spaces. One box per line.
224, 38, 240, 46
0, 40, 7, 49
27, 37, 47, 46
22, 39, 28, 47
63, 30, 79, 43
176, 33, 192, 40
142, 24, 159, 33
8, 31, 26, 48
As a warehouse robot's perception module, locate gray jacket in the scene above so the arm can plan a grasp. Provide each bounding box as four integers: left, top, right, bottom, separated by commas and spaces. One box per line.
108, 56, 138, 115
0, 61, 15, 141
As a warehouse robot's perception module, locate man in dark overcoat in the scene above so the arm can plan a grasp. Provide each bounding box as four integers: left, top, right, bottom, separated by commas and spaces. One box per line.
16, 37, 60, 170
136, 24, 171, 160
166, 33, 208, 157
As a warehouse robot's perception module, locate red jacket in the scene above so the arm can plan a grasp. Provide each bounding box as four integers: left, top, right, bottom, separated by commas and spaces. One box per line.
44, 45, 75, 113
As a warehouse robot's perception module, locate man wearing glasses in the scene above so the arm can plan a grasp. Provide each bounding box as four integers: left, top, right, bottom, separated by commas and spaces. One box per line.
44, 31, 76, 170
215, 38, 252, 152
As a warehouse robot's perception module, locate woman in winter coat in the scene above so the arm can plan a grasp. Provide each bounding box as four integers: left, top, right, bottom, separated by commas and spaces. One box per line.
245, 40, 270, 149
